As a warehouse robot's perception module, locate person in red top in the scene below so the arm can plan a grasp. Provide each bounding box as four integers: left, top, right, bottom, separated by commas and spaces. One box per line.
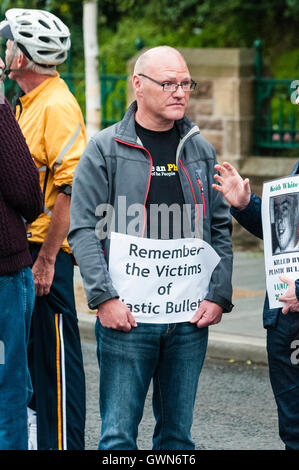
0, 56, 43, 449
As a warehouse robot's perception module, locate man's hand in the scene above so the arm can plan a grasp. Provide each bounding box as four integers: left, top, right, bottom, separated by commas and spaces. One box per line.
278, 275, 299, 314
97, 298, 138, 332
190, 300, 223, 328
213, 161, 251, 210
32, 193, 71, 297
32, 254, 55, 297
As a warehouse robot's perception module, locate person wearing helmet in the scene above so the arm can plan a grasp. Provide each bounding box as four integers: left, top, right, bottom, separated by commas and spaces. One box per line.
0, 9, 86, 450
0, 8, 70, 80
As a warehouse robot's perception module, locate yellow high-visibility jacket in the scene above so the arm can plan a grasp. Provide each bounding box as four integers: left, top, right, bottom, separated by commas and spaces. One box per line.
16, 72, 87, 253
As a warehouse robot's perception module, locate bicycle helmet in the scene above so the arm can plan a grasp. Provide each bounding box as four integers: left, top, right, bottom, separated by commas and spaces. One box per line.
0, 9, 70, 66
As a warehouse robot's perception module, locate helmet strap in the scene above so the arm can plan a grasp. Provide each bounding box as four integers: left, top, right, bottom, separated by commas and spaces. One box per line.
0, 41, 35, 79
0, 41, 19, 80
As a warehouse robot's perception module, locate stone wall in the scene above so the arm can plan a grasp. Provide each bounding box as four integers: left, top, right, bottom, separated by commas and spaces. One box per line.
235, 156, 297, 251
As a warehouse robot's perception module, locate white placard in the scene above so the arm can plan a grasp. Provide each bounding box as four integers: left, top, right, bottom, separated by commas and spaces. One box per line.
262, 175, 299, 308
108, 232, 220, 323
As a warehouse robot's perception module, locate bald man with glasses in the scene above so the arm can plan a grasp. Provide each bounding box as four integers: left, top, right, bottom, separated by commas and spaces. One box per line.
69, 46, 233, 450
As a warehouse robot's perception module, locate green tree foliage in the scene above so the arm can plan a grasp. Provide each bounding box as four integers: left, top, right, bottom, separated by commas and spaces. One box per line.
97, 0, 299, 75
1, 0, 298, 76
99, 0, 299, 45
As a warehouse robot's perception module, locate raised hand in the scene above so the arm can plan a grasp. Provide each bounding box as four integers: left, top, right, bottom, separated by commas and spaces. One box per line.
212, 161, 251, 210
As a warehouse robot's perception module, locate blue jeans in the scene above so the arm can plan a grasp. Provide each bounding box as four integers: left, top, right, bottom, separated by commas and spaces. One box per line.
0, 267, 35, 450
95, 320, 208, 450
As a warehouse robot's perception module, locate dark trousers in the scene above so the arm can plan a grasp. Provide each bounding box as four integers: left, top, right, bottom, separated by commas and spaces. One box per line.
28, 244, 86, 450
267, 310, 299, 450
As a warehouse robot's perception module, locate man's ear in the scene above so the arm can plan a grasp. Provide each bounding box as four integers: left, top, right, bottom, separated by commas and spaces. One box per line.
132, 74, 142, 96
18, 52, 29, 69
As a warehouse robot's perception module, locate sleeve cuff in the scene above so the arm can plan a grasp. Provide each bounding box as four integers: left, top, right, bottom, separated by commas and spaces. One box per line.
230, 195, 255, 216
88, 290, 119, 310
204, 295, 234, 313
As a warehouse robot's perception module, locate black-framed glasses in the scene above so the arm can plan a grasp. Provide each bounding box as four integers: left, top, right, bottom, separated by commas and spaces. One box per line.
138, 73, 197, 92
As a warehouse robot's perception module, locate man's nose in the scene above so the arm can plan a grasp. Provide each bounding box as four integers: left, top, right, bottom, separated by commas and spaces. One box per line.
277, 213, 283, 224
173, 85, 186, 97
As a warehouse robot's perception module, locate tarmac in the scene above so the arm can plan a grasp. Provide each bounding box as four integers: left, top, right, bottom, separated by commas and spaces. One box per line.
75, 250, 269, 365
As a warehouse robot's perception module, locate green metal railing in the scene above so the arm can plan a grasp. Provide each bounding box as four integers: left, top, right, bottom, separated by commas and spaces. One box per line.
254, 40, 299, 154
99, 58, 127, 128
2, 40, 298, 149
61, 56, 127, 129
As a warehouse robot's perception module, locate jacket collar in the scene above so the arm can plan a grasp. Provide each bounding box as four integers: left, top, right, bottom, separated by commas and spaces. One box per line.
115, 100, 199, 145
19, 72, 60, 109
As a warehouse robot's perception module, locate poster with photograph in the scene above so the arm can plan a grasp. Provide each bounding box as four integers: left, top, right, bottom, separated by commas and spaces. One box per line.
262, 175, 299, 309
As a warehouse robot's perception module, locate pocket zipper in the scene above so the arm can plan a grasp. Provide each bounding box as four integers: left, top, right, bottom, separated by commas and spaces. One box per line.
196, 177, 207, 218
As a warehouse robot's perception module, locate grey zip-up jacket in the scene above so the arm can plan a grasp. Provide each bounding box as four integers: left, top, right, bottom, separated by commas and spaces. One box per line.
68, 101, 234, 313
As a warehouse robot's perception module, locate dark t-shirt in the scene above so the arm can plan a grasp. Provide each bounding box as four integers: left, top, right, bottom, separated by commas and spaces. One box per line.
135, 121, 185, 239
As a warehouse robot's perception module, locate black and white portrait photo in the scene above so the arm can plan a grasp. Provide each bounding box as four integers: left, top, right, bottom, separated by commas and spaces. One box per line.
270, 193, 299, 255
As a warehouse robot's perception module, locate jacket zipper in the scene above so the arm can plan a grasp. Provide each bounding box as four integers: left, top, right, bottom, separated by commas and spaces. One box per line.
175, 126, 203, 236
14, 95, 24, 121
179, 160, 201, 238
196, 177, 207, 218
114, 138, 153, 237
